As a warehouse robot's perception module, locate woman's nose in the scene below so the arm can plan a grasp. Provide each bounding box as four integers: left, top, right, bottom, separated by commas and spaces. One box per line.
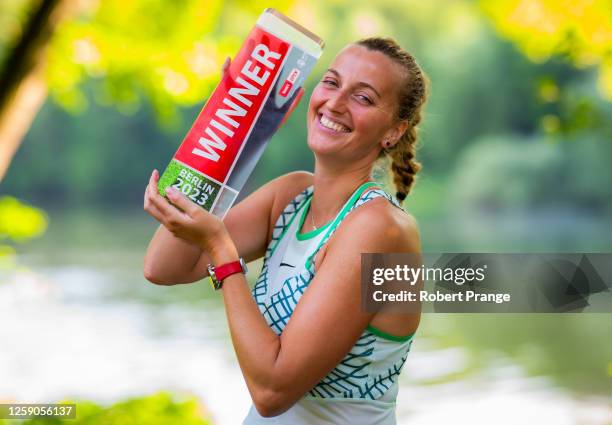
325, 89, 349, 113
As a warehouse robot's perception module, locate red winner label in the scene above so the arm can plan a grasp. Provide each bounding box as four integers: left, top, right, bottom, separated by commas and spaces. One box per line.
174, 27, 289, 183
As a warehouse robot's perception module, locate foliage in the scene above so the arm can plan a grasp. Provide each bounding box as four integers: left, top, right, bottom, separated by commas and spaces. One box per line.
449, 135, 563, 212
1, 99, 180, 207
45, 0, 293, 126
479, 0, 612, 139
0, 196, 47, 273
0, 243, 17, 271
449, 135, 612, 213
0, 392, 213, 425
480, 0, 612, 100
0, 196, 47, 242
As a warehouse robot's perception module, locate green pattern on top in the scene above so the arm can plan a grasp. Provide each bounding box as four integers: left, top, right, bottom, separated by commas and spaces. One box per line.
252, 187, 312, 309
366, 325, 415, 342
305, 181, 378, 271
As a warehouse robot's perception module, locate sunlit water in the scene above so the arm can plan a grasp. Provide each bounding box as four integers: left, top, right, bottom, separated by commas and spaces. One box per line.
1, 210, 611, 424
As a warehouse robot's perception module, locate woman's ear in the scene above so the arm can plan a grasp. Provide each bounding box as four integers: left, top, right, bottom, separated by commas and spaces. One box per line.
381, 120, 409, 149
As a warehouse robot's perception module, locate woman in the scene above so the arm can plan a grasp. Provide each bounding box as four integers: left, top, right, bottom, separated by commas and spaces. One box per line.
144, 37, 428, 424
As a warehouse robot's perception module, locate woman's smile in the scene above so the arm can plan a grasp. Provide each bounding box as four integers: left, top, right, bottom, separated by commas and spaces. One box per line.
315, 113, 352, 134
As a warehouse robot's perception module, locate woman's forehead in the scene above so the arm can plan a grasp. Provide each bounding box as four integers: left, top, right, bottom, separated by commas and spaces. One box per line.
328, 45, 404, 97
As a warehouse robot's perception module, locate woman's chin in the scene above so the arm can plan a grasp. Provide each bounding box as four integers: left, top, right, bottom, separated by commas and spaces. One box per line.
308, 138, 341, 156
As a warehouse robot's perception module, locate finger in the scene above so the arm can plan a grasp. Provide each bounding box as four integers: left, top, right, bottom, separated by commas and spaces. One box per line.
279, 87, 304, 128
148, 186, 185, 222
145, 171, 159, 205
166, 186, 200, 217
222, 56, 231, 76
144, 195, 167, 225
147, 170, 160, 195
148, 178, 161, 199
144, 170, 185, 226
144, 187, 167, 223
146, 183, 162, 211
148, 172, 167, 204
146, 170, 155, 192
144, 198, 166, 224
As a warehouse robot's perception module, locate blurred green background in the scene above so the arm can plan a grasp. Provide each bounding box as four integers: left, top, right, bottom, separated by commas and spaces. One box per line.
0, 0, 611, 424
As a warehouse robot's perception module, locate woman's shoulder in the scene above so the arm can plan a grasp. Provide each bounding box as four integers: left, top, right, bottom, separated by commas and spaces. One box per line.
267, 170, 314, 222
336, 194, 420, 252
271, 171, 313, 201
275, 170, 314, 189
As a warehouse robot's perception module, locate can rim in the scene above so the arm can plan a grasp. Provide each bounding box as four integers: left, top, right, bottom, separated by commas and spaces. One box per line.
264, 8, 325, 49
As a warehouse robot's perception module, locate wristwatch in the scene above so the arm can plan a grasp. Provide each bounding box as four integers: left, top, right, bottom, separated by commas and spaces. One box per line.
207, 258, 248, 290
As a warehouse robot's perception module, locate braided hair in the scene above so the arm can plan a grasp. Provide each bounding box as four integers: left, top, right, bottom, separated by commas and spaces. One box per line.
356, 37, 428, 203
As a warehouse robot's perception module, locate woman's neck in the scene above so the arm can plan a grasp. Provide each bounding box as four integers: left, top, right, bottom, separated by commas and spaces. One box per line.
310, 162, 373, 226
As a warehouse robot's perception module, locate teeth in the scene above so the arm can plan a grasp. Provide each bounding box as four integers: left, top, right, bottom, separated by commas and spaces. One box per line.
319, 115, 350, 133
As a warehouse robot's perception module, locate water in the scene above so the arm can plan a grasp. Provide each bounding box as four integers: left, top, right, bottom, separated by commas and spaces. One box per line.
1, 209, 611, 424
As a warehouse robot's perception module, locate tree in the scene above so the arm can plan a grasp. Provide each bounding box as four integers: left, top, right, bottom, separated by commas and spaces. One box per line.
0, 0, 74, 181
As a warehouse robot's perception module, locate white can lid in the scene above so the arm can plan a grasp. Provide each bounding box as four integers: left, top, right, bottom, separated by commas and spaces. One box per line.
257, 8, 324, 58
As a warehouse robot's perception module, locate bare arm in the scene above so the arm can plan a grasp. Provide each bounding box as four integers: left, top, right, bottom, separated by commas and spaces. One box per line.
143, 219, 204, 285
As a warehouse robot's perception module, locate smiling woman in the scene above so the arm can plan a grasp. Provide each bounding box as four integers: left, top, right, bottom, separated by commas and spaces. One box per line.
143, 37, 429, 424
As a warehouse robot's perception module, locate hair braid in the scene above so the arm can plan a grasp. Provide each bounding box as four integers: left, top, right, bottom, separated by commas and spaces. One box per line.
356, 37, 428, 203
389, 121, 422, 201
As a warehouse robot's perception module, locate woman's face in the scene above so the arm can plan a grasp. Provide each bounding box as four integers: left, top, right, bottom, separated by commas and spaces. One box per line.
307, 44, 406, 162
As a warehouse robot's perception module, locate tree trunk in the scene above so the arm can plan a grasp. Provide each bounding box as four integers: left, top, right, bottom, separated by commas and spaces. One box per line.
0, 0, 73, 182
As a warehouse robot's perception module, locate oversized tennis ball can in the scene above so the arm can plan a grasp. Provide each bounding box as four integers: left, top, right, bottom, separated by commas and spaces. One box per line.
158, 8, 324, 217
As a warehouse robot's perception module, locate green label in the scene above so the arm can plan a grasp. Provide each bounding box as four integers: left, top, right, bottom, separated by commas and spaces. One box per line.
158, 160, 221, 211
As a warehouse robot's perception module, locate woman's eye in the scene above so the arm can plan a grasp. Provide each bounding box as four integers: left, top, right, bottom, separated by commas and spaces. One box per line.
322, 79, 338, 87
355, 94, 373, 105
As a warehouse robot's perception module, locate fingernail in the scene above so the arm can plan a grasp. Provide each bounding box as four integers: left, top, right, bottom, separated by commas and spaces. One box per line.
166, 187, 175, 195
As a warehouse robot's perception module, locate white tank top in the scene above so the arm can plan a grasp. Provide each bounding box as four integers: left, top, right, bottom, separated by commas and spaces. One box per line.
244, 182, 415, 424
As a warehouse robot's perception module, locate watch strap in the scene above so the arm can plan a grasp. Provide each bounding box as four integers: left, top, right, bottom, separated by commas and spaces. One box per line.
208, 258, 248, 290
216, 260, 245, 280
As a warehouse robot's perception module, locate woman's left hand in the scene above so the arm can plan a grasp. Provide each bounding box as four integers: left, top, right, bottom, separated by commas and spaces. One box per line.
146, 182, 235, 258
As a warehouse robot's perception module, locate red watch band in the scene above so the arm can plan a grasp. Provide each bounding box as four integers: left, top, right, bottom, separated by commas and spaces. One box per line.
215, 260, 245, 281
208, 258, 248, 290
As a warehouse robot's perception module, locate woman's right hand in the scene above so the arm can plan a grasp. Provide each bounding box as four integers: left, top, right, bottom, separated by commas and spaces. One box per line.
143, 168, 212, 285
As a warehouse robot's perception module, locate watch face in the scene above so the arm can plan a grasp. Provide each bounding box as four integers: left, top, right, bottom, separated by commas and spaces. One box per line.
207, 265, 221, 290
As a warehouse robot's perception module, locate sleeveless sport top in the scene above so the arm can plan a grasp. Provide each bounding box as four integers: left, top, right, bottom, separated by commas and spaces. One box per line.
243, 182, 415, 425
